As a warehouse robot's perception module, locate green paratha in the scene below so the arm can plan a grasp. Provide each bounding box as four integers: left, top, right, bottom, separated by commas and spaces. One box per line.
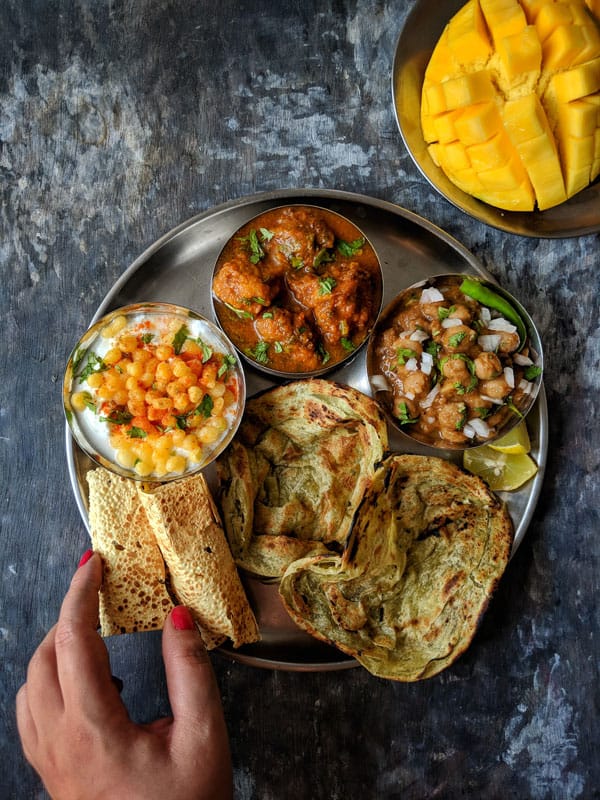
215, 379, 388, 577
278, 454, 514, 681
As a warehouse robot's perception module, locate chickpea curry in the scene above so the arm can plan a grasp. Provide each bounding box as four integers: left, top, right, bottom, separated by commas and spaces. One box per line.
69, 312, 241, 479
369, 275, 543, 448
212, 205, 382, 374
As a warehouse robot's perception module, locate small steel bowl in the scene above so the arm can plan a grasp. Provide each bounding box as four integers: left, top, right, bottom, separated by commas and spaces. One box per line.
63, 302, 246, 482
211, 204, 383, 380
366, 273, 544, 450
392, 0, 600, 238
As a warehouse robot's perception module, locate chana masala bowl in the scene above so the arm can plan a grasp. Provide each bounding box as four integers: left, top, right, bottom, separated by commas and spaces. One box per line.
367, 274, 543, 450
211, 204, 383, 378
63, 302, 245, 481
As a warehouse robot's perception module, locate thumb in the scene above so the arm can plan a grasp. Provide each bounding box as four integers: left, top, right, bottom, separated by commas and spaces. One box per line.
161, 606, 227, 740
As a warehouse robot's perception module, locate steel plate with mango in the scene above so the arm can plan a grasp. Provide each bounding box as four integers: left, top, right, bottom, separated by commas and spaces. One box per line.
64, 199, 545, 680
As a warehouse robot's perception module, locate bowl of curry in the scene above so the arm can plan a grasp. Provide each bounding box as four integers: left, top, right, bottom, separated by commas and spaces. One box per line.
211, 204, 383, 378
367, 274, 543, 450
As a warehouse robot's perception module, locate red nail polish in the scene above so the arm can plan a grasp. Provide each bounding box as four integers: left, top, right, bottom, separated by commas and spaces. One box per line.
171, 606, 196, 631
78, 549, 94, 568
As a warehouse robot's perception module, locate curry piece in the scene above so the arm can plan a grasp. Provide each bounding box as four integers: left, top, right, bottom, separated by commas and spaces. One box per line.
212, 206, 382, 373
370, 276, 542, 447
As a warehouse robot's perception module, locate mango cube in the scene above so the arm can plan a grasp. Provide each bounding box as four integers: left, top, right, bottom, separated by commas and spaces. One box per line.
442, 70, 496, 109
480, 0, 528, 42
455, 101, 503, 144
497, 25, 543, 80
550, 58, 600, 103
447, 0, 493, 63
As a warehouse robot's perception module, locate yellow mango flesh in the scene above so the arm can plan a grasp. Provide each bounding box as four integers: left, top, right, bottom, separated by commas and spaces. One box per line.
421, 0, 600, 211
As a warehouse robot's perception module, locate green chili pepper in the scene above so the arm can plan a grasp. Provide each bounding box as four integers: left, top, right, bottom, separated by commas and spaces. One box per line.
460, 277, 527, 351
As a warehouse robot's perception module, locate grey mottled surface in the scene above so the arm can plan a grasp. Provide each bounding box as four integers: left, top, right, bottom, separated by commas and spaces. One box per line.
1, 1, 599, 798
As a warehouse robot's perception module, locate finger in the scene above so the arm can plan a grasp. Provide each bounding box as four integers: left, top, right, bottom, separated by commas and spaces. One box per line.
54, 552, 127, 723
22, 624, 64, 726
15, 684, 38, 764
161, 607, 228, 745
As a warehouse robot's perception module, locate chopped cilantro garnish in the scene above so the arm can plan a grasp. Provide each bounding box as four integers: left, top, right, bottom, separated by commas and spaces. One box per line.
397, 402, 419, 425
250, 341, 269, 364
141, 333, 154, 344
396, 347, 417, 366
172, 324, 190, 355
238, 229, 266, 264
317, 343, 331, 364
100, 410, 134, 425
319, 276, 337, 295
337, 237, 365, 257
313, 248, 334, 268
196, 394, 214, 418
341, 337, 355, 352
217, 354, 237, 378
259, 227, 274, 242
455, 403, 468, 431
224, 302, 253, 320
77, 352, 108, 381
448, 331, 467, 348
524, 365, 542, 381
273, 341, 283, 353
127, 426, 147, 439
289, 256, 304, 269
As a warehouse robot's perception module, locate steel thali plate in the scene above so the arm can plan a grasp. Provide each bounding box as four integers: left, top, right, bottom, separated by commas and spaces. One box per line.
66, 189, 548, 672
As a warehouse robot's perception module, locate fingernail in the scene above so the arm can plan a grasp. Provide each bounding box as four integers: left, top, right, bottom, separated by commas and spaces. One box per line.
171, 606, 196, 631
78, 549, 94, 568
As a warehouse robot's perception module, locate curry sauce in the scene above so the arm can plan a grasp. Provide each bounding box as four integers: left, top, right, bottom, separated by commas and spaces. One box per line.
212, 205, 382, 373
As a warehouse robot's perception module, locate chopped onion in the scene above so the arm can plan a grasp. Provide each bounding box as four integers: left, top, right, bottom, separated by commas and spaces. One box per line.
487, 317, 517, 333
405, 391, 415, 401
462, 424, 476, 439
410, 329, 429, 343
479, 307, 491, 324
513, 353, 533, 366
420, 352, 434, 375
441, 317, 462, 328
405, 357, 418, 372
370, 374, 389, 392
464, 418, 492, 439
480, 394, 504, 405
420, 287, 444, 304
478, 334, 502, 352
504, 366, 515, 388
518, 379, 534, 395
420, 383, 440, 409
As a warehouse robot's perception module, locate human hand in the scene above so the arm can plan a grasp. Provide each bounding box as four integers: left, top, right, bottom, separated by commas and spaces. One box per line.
16, 551, 233, 800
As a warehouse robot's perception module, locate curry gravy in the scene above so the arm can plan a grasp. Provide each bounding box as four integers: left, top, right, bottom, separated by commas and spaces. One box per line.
212, 205, 382, 374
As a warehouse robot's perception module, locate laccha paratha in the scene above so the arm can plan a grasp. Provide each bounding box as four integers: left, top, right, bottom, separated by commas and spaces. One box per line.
216, 379, 388, 577
278, 454, 514, 681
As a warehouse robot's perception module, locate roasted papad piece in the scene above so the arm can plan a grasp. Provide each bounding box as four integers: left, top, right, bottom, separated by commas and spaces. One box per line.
278, 454, 514, 681
138, 472, 259, 649
87, 468, 174, 636
216, 379, 388, 578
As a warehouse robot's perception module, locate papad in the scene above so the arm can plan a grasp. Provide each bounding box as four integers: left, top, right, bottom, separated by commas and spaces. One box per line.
87, 468, 174, 636
138, 472, 259, 649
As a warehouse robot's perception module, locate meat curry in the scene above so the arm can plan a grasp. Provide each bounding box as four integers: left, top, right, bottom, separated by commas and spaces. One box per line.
212, 205, 382, 374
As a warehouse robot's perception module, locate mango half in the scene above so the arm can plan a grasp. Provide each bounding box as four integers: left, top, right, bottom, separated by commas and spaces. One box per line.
421, 0, 600, 211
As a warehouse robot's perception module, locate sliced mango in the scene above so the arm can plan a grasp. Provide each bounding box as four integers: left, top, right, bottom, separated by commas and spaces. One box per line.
421, 0, 600, 212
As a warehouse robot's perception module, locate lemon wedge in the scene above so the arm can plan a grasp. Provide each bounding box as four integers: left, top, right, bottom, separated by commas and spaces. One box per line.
463, 445, 538, 491
488, 420, 531, 454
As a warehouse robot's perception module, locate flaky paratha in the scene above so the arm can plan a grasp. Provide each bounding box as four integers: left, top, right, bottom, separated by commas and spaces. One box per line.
278, 454, 514, 681
216, 379, 388, 577
87, 468, 174, 636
